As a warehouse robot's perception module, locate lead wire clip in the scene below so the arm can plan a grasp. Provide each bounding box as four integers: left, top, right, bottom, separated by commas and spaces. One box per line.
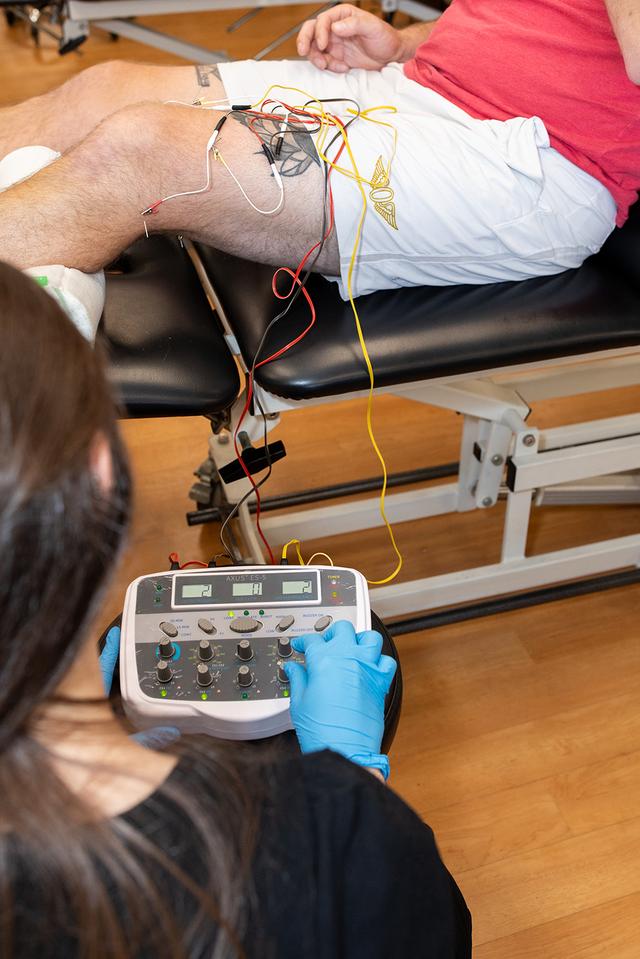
140, 115, 228, 228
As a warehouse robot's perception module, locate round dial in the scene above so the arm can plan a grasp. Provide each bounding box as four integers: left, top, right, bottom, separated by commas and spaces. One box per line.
159, 636, 175, 659
196, 663, 213, 687
277, 636, 292, 658
156, 660, 172, 683
237, 665, 253, 687
236, 639, 253, 661
198, 639, 213, 661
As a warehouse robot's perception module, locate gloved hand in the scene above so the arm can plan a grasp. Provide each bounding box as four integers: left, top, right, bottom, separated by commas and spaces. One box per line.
99, 625, 180, 749
284, 620, 396, 779
99, 625, 122, 696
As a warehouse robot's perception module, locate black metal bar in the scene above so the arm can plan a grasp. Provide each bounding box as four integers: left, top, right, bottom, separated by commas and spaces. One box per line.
250, 462, 460, 513
186, 506, 229, 527
385, 567, 640, 636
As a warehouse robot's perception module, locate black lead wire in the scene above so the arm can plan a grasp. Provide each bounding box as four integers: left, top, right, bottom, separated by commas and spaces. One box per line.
219, 102, 363, 563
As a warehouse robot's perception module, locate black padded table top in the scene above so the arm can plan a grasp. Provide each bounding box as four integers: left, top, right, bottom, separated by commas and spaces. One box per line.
195, 204, 640, 401
99, 236, 240, 417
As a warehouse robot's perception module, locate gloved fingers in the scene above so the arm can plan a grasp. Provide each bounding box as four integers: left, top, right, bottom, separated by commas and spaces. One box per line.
377, 653, 397, 676
354, 629, 383, 661
321, 620, 360, 653
98, 625, 121, 695
375, 654, 397, 693
283, 661, 308, 700
131, 726, 181, 749
291, 633, 326, 655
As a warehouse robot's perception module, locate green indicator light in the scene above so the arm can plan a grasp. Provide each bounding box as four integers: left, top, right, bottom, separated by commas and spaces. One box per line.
160, 689, 168, 697
241, 693, 249, 700
200, 693, 208, 701
259, 609, 265, 616
155, 583, 163, 592
283, 690, 290, 698
244, 610, 249, 616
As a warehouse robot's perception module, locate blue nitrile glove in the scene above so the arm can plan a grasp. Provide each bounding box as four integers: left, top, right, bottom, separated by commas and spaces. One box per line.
99, 626, 180, 749
99, 626, 122, 696
284, 620, 396, 779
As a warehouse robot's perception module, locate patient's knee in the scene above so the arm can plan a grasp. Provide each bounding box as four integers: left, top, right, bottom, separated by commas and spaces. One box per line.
91, 101, 174, 161
78, 59, 136, 94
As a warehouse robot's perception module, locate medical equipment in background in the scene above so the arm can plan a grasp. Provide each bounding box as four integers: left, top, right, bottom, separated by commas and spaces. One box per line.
1, 0, 443, 60
119, 564, 402, 742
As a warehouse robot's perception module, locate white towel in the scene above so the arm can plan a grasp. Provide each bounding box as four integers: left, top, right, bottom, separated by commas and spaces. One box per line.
0, 145, 105, 343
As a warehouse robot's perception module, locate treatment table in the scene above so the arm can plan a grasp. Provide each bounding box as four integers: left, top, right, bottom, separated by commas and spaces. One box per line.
100, 205, 640, 632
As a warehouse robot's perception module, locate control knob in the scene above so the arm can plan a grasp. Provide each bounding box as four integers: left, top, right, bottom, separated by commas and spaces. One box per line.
159, 636, 175, 659
196, 663, 213, 687
277, 636, 292, 658
156, 660, 172, 683
237, 665, 253, 687
236, 639, 253, 661
198, 639, 213, 661
230, 617, 260, 634
277, 664, 289, 684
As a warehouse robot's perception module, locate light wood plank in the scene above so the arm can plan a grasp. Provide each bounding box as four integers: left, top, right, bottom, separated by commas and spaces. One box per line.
552, 750, 640, 836
461, 816, 640, 944
424, 780, 571, 873
391, 691, 640, 811
474, 893, 640, 959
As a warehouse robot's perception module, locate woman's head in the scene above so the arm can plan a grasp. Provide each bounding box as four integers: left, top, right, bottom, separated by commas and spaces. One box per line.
0, 264, 254, 959
0, 261, 130, 752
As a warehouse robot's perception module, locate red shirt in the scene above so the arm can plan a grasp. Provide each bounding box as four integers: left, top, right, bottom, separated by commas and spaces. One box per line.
404, 0, 640, 225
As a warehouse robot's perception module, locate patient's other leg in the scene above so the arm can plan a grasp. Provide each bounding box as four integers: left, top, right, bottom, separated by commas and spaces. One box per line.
0, 101, 340, 275
0, 62, 225, 157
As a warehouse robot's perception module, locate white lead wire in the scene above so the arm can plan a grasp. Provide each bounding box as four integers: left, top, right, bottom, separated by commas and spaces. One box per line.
214, 148, 284, 216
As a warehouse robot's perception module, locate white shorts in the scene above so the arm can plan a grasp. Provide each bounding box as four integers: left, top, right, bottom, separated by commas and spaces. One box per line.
218, 60, 617, 299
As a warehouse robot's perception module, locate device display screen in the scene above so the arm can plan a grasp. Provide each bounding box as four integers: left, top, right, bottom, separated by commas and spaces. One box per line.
173, 570, 321, 607
181, 584, 213, 598
232, 582, 263, 597
282, 580, 313, 595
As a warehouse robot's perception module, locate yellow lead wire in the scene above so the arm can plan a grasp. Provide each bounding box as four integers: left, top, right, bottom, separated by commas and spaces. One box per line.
247, 86, 403, 585
319, 114, 403, 586
281, 539, 305, 565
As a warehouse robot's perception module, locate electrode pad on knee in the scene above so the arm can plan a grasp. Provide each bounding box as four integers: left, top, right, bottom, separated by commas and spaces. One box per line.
0, 145, 105, 343
0, 144, 61, 191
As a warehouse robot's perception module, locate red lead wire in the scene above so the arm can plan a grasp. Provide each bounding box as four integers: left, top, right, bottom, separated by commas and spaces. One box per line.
231, 134, 346, 563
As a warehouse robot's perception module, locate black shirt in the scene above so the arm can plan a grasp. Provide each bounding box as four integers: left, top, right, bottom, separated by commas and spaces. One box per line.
10, 749, 471, 958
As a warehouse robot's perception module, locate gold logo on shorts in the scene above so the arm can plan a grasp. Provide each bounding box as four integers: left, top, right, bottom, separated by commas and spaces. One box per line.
369, 156, 398, 231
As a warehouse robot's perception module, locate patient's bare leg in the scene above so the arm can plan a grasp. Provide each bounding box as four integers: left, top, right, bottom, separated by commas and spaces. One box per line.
0, 101, 339, 275
0, 62, 225, 157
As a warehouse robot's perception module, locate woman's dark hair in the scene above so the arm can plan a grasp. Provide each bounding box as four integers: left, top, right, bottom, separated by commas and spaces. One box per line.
0, 263, 258, 959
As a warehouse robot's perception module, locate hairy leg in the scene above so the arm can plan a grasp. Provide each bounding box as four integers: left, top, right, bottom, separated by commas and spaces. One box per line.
0, 101, 339, 274
0, 61, 225, 157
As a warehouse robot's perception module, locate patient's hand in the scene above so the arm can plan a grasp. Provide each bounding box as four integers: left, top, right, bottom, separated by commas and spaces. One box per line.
297, 4, 404, 73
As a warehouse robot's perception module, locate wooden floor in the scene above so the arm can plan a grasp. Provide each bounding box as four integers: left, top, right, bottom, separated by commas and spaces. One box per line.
2, 10, 640, 955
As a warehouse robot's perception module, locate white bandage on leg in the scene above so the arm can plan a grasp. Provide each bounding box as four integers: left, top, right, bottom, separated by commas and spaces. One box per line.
0, 145, 105, 343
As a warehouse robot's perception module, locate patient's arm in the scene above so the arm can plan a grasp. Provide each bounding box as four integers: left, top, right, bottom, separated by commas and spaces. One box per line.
605, 0, 640, 83
395, 19, 441, 62
297, 4, 438, 73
